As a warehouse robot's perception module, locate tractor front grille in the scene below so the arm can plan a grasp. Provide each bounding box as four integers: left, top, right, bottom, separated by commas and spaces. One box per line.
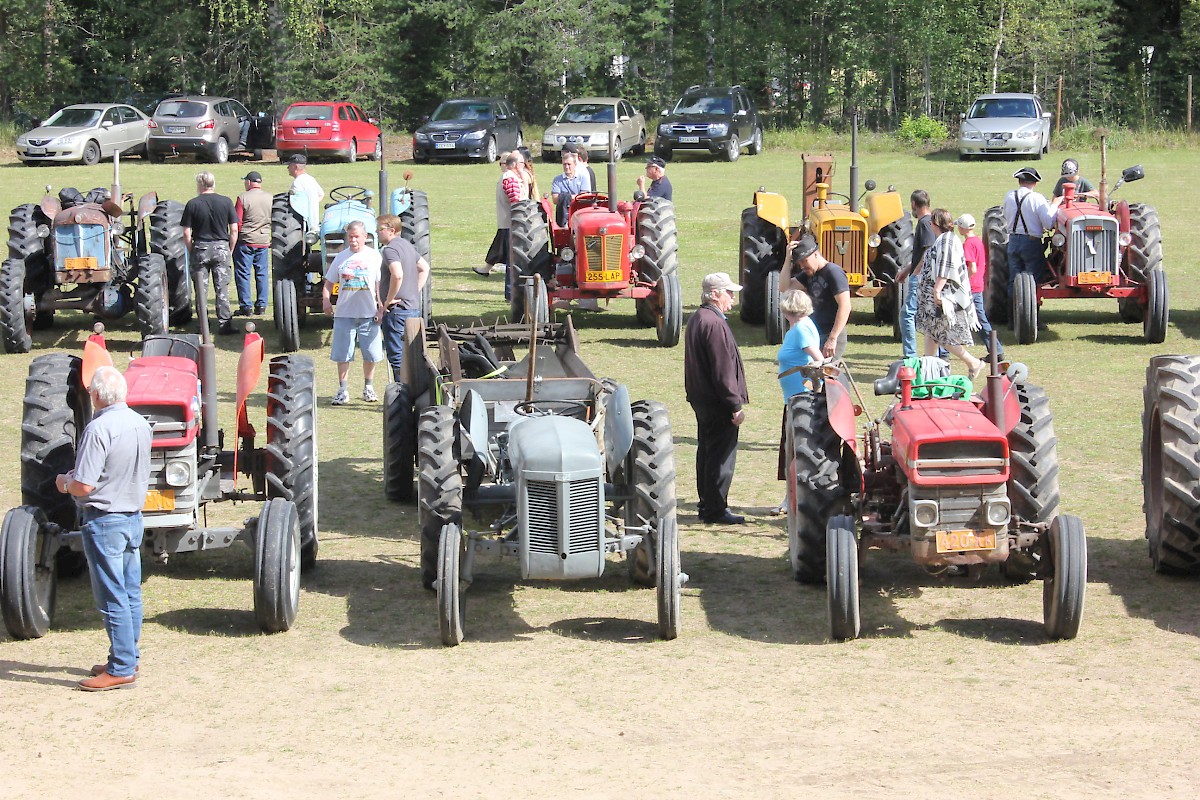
582, 234, 624, 273
526, 481, 559, 555
821, 225, 865, 282
1068, 218, 1118, 277
910, 483, 1009, 530
524, 477, 603, 556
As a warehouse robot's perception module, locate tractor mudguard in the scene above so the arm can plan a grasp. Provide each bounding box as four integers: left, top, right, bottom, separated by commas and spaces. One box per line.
289, 191, 313, 229
137, 192, 159, 222
40, 194, 62, 220
602, 383, 634, 479
986, 375, 1022, 435
235, 330, 266, 440
866, 190, 905, 234
459, 388, 492, 476
389, 188, 412, 216
753, 190, 790, 235
1114, 199, 1131, 233
826, 377, 857, 449
81, 329, 113, 389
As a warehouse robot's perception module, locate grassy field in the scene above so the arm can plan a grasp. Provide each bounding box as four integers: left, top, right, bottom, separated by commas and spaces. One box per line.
1, 142, 1199, 797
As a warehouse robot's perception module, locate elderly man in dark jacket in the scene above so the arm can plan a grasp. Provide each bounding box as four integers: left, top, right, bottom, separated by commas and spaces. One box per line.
684, 272, 749, 525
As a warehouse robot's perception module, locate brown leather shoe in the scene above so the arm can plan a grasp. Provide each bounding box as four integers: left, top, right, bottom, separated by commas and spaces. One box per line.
90, 663, 139, 677
78, 672, 138, 692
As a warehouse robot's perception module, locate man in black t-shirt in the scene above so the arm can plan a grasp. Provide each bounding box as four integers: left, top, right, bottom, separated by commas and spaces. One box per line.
894, 189, 934, 358
784, 233, 850, 358
376, 213, 430, 383
182, 171, 239, 334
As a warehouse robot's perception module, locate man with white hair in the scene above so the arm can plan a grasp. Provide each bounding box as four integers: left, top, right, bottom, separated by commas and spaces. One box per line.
684, 272, 749, 525
182, 171, 239, 335
56, 366, 152, 691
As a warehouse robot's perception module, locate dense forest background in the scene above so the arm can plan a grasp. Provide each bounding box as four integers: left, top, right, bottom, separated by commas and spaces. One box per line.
0, 0, 1196, 130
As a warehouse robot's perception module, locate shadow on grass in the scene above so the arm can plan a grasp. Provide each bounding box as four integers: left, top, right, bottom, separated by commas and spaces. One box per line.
0, 660, 92, 688
153, 607, 260, 637
1091, 534, 1200, 639
933, 617, 1047, 644
1169, 308, 1200, 342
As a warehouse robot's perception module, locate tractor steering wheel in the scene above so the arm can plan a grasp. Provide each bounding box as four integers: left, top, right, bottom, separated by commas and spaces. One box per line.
514, 399, 589, 418
826, 191, 852, 205
329, 186, 371, 203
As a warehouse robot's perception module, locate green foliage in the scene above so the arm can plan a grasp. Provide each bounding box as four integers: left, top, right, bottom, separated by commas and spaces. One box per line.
895, 114, 949, 144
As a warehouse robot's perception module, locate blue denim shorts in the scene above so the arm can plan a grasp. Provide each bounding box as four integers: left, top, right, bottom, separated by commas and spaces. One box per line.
330, 316, 385, 363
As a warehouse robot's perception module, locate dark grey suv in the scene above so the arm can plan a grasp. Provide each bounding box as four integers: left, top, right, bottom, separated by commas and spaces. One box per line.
654, 85, 763, 162
147, 95, 275, 163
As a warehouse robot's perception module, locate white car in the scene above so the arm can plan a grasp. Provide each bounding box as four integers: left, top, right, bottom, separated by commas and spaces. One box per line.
958, 93, 1051, 160
542, 97, 647, 162
16, 103, 151, 166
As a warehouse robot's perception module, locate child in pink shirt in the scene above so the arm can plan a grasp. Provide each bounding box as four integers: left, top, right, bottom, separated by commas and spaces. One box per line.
957, 213, 1003, 358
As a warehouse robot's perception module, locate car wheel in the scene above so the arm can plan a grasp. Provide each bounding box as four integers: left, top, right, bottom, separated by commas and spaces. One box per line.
212, 137, 229, 164
370, 137, 383, 162
612, 137, 622, 161
484, 137, 498, 163
345, 139, 357, 163
81, 140, 101, 166
516, 131, 524, 150
725, 134, 740, 162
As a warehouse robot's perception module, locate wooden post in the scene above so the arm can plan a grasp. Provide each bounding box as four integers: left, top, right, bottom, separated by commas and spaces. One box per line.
1188, 75, 1193, 132
1097, 129, 1109, 209
1056, 75, 1063, 135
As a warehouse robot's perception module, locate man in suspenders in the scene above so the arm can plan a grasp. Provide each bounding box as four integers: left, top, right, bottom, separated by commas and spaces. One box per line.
1001, 166, 1062, 301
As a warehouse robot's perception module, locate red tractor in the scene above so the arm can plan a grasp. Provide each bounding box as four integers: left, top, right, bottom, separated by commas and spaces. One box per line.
0, 285, 318, 640
785, 358, 1086, 641
507, 163, 683, 347
983, 159, 1165, 345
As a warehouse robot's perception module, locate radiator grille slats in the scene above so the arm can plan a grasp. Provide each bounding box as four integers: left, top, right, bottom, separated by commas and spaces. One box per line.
1068, 220, 1117, 276
822, 227, 865, 280
526, 480, 559, 554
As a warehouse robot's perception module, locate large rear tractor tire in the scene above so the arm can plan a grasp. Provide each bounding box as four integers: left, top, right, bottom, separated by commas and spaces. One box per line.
1042, 514, 1087, 640
134, 253, 169, 337
265, 354, 319, 572
1125, 204, 1162, 284
417, 405, 462, 591
787, 392, 847, 583
150, 200, 191, 325
8, 204, 50, 283
0, 257, 32, 353
738, 208, 785, 325
508, 201, 549, 323
826, 514, 861, 641
271, 192, 306, 283
625, 400, 677, 588
399, 190, 432, 323
383, 382, 417, 502
1012, 271, 1038, 345
1, 505, 56, 640
983, 206, 1010, 325
253, 498, 301, 634
1003, 381, 1060, 583
1142, 355, 1200, 573
872, 215, 913, 338
634, 198, 678, 286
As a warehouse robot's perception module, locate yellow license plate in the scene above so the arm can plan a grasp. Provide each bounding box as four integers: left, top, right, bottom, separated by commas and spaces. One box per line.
64, 257, 98, 270
143, 489, 176, 512
935, 529, 996, 553
585, 269, 623, 283
1076, 271, 1111, 285
846, 272, 865, 287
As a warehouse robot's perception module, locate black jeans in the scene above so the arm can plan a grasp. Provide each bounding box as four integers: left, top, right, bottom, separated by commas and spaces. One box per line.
691, 403, 740, 520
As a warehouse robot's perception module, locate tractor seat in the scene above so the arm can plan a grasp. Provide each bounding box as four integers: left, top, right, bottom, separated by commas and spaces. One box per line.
142, 334, 201, 362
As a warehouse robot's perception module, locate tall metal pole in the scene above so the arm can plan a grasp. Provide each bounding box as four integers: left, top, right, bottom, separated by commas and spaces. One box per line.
848, 111, 859, 208
1056, 75, 1063, 135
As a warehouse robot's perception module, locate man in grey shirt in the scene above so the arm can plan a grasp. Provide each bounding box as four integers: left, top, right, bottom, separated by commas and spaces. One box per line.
376, 213, 430, 383
57, 365, 152, 691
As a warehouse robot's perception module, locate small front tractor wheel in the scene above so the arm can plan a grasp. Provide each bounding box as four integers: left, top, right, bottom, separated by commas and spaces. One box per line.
1143, 268, 1168, 344
436, 522, 466, 646
274, 278, 301, 353
656, 514, 681, 640
383, 382, 416, 502
133, 253, 169, 337
150, 200, 192, 325
1, 505, 56, 640
1012, 271, 1038, 345
765, 269, 785, 346
625, 400, 677, 587
738, 208, 785, 325
1042, 514, 1086, 640
983, 206, 1010, 324
654, 272, 682, 348
1117, 296, 1143, 323
787, 392, 846, 583
253, 498, 301, 634
0, 257, 32, 354
265, 354, 319, 571
826, 514, 861, 641
523, 275, 549, 326
1142, 355, 1200, 573
417, 405, 462, 591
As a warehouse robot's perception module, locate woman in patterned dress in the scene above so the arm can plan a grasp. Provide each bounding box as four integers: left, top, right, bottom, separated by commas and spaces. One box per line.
914, 208, 986, 379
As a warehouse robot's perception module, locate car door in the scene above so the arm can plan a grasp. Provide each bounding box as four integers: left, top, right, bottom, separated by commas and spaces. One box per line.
98, 107, 123, 157
617, 101, 633, 153
117, 106, 145, 153
734, 92, 751, 143
228, 100, 252, 149
495, 101, 516, 150
350, 104, 379, 148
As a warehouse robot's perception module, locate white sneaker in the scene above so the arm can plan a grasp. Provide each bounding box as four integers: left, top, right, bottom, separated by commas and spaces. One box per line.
331, 388, 350, 406
362, 386, 379, 402
473, 265, 493, 276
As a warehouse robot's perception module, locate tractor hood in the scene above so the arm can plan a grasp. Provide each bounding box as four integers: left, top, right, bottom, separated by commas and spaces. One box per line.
507, 415, 602, 477
890, 399, 1009, 487
124, 356, 201, 448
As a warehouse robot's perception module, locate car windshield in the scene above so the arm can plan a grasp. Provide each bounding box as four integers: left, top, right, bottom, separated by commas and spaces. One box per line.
558, 103, 615, 124
431, 102, 493, 122
156, 101, 208, 118
671, 94, 732, 116
284, 105, 333, 121
968, 98, 1038, 119
44, 108, 103, 127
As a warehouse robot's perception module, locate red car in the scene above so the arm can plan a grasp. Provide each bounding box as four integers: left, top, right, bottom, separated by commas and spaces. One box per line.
275, 101, 383, 163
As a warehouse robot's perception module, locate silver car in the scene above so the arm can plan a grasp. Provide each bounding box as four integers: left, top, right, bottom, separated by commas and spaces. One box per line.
16, 104, 150, 166
958, 93, 1052, 160
148, 95, 273, 164
542, 97, 647, 162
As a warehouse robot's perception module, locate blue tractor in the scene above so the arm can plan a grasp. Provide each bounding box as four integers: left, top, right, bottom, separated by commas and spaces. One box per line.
270, 169, 430, 352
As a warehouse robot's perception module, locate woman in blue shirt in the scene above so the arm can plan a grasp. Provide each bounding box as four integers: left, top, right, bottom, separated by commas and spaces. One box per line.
774, 289, 824, 513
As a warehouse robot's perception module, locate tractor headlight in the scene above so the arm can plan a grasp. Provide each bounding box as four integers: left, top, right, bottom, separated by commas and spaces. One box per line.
708, 123, 728, 136
1118, 232, 1132, 246
560, 246, 574, 262
1051, 231, 1065, 247
912, 500, 939, 529
463, 129, 486, 141
868, 233, 881, 247
111, 220, 124, 236
305, 231, 319, 245
658, 123, 670, 136
165, 460, 192, 487
629, 244, 646, 261
985, 498, 1011, 527
36, 224, 50, 238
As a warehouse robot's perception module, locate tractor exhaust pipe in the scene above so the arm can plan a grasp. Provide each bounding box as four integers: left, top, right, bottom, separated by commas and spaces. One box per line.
191, 270, 221, 453
378, 164, 388, 210
111, 150, 121, 207
849, 110, 859, 208
607, 161, 617, 213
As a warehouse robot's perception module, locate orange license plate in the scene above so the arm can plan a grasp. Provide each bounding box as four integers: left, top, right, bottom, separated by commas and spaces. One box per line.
1076, 271, 1111, 285
846, 272, 865, 287
935, 529, 996, 553
64, 257, 98, 270
143, 489, 176, 512
584, 269, 623, 283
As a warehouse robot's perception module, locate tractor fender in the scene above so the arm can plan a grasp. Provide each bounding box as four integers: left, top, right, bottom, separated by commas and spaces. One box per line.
137, 192, 159, 222
81, 329, 113, 390
995, 375, 1022, 436
235, 330, 265, 440
826, 377, 858, 449
602, 383, 634, 479
458, 388, 492, 475
753, 190, 790, 235
389, 187, 412, 216
40, 194, 61, 220
1113, 199, 1131, 233
866, 190, 905, 234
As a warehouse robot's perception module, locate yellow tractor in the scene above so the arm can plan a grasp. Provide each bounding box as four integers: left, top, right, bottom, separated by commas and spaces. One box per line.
738, 151, 912, 344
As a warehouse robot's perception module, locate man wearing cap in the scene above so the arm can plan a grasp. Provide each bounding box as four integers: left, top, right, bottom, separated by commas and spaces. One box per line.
684, 273, 749, 525
286, 154, 324, 229
1053, 158, 1098, 200
784, 233, 851, 359
1002, 166, 1063, 299
234, 171, 271, 316
958, 213, 1002, 358
636, 157, 673, 202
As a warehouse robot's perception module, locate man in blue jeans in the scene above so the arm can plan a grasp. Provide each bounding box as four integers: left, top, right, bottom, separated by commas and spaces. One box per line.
893, 189, 935, 359
1002, 166, 1062, 299
56, 366, 152, 691
375, 213, 430, 383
